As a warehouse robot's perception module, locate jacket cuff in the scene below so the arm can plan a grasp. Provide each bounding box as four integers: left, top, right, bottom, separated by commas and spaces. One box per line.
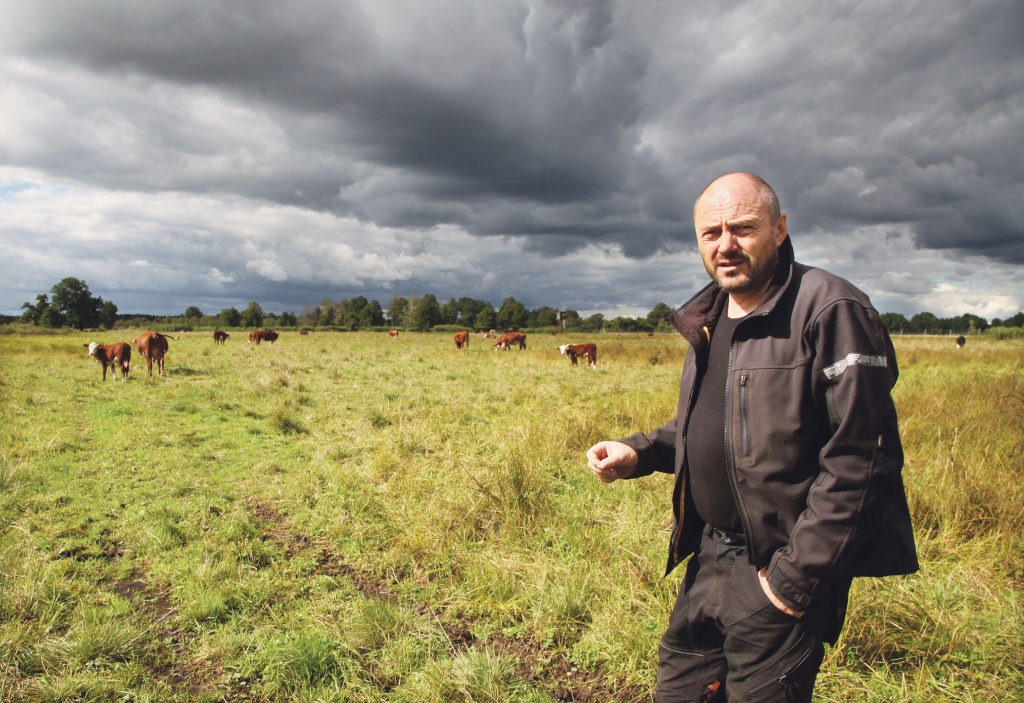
615, 431, 658, 479
767, 561, 814, 612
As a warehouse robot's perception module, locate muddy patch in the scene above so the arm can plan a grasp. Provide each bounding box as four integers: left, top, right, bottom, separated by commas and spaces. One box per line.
247, 498, 651, 702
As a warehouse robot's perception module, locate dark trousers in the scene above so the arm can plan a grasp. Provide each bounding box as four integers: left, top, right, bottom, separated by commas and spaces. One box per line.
655, 527, 850, 703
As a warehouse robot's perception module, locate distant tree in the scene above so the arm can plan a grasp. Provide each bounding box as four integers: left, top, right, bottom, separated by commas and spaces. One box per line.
19, 294, 50, 325
475, 304, 497, 331
497, 297, 529, 330
531, 306, 558, 328
948, 313, 988, 334
1003, 312, 1024, 328
240, 301, 265, 328
340, 296, 369, 329
184, 306, 204, 319
879, 312, 910, 334
99, 300, 118, 330
579, 313, 605, 332
220, 307, 241, 327
909, 312, 939, 334
606, 316, 654, 333
387, 296, 408, 327
646, 302, 675, 327
456, 297, 484, 329
440, 297, 459, 325
50, 277, 103, 330
562, 309, 581, 329
40, 305, 66, 328
360, 300, 385, 328
279, 311, 297, 327
412, 294, 442, 330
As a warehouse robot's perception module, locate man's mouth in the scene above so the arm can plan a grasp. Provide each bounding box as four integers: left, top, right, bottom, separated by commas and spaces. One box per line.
716, 258, 748, 272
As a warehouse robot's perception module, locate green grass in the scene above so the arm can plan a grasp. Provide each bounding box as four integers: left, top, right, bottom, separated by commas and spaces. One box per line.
0, 330, 1021, 702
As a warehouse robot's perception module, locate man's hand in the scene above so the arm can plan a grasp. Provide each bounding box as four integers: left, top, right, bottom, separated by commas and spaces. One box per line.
758, 568, 804, 618
586, 441, 639, 483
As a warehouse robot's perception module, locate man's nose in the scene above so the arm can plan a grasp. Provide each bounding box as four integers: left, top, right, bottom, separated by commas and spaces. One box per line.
719, 229, 739, 252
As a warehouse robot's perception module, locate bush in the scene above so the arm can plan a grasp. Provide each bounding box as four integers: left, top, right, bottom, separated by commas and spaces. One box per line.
985, 326, 1024, 340
431, 325, 474, 333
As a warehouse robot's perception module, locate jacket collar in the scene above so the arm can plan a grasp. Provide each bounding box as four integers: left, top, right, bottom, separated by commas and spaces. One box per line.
668, 236, 796, 354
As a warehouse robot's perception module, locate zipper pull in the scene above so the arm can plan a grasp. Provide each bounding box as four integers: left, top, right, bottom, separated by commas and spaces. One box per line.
740, 374, 747, 386
877, 435, 884, 448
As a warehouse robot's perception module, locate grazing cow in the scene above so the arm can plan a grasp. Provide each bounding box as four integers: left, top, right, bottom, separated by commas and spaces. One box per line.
84, 342, 131, 381
389, 329, 399, 338
493, 331, 527, 350
213, 330, 230, 344
133, 331, 177, 377
955, 335, 966, 349
249, 329, 279, 345
646, 332, 654, 337
559, 343, 598, 368
454, 330, 470, 350
299, 330, 309, 336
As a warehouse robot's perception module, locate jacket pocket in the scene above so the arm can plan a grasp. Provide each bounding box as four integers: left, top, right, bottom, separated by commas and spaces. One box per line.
740, 374, 751, 458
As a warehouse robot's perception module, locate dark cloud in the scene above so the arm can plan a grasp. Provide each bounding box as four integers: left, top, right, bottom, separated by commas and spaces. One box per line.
0, 0, 1022, 317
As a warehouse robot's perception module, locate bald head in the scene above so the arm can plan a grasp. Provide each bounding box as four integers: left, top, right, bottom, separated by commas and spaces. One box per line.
694, 173, 781, 225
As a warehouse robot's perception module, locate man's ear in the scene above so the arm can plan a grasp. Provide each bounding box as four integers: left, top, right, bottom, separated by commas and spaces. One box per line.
774, 212, 788, 245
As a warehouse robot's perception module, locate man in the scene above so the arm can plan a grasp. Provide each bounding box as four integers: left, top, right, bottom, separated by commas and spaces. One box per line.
586, 173, 917, 702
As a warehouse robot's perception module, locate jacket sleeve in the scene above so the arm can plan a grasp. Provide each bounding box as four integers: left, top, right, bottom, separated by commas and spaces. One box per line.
766, 298, 902, 611
616, 417, 678, 478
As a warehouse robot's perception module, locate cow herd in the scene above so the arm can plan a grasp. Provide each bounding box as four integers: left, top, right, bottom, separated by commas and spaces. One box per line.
85, 327, 599, 380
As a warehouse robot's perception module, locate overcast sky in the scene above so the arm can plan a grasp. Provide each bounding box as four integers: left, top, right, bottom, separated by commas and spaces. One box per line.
2, 0, 1022, 319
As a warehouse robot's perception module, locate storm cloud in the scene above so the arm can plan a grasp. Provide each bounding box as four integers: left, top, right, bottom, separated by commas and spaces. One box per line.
1, 0, 1022, 316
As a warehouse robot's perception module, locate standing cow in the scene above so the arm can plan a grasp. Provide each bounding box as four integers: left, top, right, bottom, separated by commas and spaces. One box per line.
389, 330, 399, 338
559, 343, 598, 368
84, 342, 132, 381
248, 329, 279, 345
133, 331, 178, 377
493, 331, 527, 350
213, 330, 230, 344
454, 330, 470, 350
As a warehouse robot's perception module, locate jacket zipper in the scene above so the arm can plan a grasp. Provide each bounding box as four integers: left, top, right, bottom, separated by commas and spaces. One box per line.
671, 368, 701, 566
740, 374, 750, 457
724, 343, 755, 562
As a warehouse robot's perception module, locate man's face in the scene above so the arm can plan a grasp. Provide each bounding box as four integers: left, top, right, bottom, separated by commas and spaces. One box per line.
694, 175, 788, 295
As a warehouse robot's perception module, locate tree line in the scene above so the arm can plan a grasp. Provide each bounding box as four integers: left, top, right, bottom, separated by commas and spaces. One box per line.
14, 277, 1024, 335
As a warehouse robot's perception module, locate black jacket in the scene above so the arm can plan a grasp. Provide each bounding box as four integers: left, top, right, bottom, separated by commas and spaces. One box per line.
619, 238, 918, 611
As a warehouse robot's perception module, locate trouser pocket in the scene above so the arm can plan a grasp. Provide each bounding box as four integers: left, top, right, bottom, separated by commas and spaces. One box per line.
744, 635, 818, 701
725, 604, 825, 703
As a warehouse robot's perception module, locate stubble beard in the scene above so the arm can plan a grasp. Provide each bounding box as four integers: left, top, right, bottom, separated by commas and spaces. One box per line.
705, 245, 779, 295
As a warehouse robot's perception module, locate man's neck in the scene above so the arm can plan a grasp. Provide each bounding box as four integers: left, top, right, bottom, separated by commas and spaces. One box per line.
726, 278, 773, 318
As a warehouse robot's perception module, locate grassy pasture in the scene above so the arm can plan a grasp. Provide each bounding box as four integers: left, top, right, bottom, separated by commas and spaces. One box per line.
0, 330, 1020, 702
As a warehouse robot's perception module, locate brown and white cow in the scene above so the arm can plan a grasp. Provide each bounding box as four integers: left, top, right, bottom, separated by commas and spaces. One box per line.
493, 331, 527, 350
84, 342, 132, 381
559, 343, 597, 368
389, 329, 399, 338
454, 330, 470, 350
955, 335, 966, 349
213, 330, 230, 344
248, 329, 280, 345
133, 331, 178, 377
299, 330, 309, 336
